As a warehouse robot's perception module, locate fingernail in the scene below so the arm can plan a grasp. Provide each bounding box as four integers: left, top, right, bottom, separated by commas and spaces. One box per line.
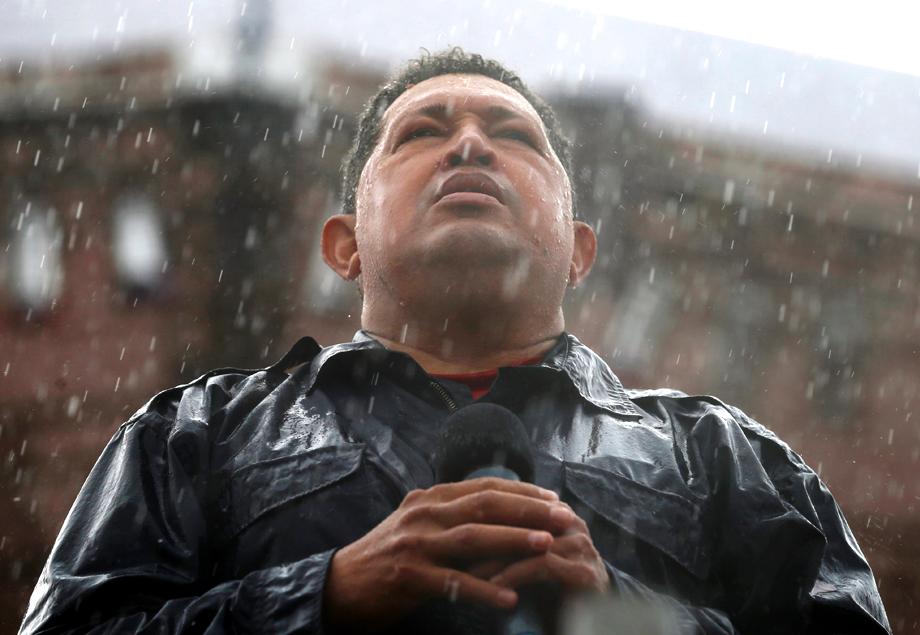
498, 589, 517, 606
551, 505, 575, 524
528, 531, 552, 549
540, 489, 559, 501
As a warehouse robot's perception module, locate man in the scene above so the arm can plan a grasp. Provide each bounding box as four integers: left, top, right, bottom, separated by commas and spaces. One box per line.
21, 49, 889, 634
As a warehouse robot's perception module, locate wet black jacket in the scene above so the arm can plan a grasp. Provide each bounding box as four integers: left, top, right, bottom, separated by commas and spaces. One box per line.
20, 331, 890, 634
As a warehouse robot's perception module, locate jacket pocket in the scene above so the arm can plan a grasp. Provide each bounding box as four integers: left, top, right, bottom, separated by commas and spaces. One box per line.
217, 443, 365, 545
563, 460, 712, 580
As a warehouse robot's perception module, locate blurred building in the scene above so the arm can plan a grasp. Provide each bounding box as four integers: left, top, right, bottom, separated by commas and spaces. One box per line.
0, 47, 917, 631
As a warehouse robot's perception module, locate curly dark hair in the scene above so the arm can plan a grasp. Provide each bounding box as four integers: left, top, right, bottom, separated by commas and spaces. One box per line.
340, 47, 578, 218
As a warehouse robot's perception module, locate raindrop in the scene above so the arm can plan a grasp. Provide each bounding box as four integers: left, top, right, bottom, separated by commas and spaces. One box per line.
722, 180, 735, 205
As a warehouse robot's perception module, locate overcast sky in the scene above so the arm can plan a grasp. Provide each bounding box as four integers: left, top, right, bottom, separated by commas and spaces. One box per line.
2, 0, 919, 176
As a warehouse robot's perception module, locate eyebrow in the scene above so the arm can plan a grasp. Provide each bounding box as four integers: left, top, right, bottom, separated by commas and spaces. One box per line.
402, 103, 528, 124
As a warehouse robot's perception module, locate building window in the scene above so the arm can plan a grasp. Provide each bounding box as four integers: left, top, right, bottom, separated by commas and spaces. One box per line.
8, 201, 64, 314
111, 194, 167, 297
605, 265, 677, 374
809, 293, 867, 427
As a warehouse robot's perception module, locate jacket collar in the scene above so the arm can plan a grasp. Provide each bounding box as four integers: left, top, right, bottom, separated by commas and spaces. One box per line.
271, 330, 640, 419
535, 331, 641, 419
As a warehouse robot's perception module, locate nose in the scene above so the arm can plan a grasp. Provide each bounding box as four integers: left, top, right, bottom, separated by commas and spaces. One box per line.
440, 124, 497, 169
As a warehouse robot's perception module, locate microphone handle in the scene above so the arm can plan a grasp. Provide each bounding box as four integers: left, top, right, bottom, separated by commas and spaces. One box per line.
503, 599, 543, 635
462, 465, 544, 635
464, 466, 522, 481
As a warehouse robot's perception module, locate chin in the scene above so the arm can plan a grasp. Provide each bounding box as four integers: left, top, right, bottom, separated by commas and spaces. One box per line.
419, 223, 522, 266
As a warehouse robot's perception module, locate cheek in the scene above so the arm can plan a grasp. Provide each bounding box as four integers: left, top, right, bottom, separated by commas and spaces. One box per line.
549, 166, 572, 220
520, 166, 570, 227
365, 157, 430, 218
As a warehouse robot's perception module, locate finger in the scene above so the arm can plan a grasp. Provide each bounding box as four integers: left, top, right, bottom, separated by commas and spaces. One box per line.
423, 524, 553, 560
466, 558, 509, 580
425, 478, 559, 503
490, 553, 601, 591
544, 531, 596, 558
405, 564, 519, 610
558, 502, 589, 535
429, 490, 576, 532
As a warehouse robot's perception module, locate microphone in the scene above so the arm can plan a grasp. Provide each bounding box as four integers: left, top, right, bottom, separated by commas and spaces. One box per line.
435, 403, 544, 635
560, 594, 685, 635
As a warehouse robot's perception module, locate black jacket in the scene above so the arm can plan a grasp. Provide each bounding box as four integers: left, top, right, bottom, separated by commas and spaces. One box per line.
20, 331, 890, 634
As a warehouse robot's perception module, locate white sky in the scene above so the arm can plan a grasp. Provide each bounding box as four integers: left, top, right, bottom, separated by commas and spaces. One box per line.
1, 0, 918, 171
548, 0, 920, 77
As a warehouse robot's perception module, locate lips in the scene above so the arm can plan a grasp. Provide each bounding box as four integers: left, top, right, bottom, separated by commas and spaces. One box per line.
436, 172, 504, 204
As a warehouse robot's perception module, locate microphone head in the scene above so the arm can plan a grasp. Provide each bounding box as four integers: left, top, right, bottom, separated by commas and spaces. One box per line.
434, 403, 535, 484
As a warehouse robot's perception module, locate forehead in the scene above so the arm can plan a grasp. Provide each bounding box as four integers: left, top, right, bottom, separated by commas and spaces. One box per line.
381, 73, 545, 129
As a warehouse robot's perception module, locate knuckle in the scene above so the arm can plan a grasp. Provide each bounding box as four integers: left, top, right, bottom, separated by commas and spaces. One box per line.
403, 489, 424, 505
401, 504, 429, 524
451, 524, 471, 544
453, 524, 479, 547
470, 490, 496, 513
393, 532, 423, 553
574, 533, 593, 550
474, 476, 502, 489
484, 489, 507, 510
427, 482, 451, 497
490, 477, 515, 490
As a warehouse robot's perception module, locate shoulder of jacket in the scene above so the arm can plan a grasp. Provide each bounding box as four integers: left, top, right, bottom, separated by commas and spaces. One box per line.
633, 388, 808, 472
626, 388, 785, 442
121, 366, 262, 428
122, 337, 324, 429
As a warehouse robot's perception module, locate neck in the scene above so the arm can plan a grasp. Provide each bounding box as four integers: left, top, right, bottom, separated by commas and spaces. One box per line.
363, 307, 564, 375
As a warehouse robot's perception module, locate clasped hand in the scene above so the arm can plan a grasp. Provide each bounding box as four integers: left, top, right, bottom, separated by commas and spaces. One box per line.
323, 477, 609, 631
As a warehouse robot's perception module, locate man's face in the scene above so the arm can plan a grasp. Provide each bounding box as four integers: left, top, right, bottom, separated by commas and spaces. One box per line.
352, 73, 581, 310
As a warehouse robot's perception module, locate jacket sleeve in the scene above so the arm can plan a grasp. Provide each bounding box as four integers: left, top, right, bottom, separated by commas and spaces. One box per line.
19, 410, 335, 634
706, 403, 891, 634
605, 397, 891, 635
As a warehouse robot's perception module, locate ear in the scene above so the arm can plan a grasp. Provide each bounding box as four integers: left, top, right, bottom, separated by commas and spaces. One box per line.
568, 220, 597, 288
321, 214, 362, 281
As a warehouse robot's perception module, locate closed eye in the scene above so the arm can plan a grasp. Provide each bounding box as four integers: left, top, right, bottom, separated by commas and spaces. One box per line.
496, 128, 536, 146
399, 126, 441, 145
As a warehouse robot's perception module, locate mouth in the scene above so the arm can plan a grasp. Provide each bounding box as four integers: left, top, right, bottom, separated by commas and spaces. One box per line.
436, 172, 505, 204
